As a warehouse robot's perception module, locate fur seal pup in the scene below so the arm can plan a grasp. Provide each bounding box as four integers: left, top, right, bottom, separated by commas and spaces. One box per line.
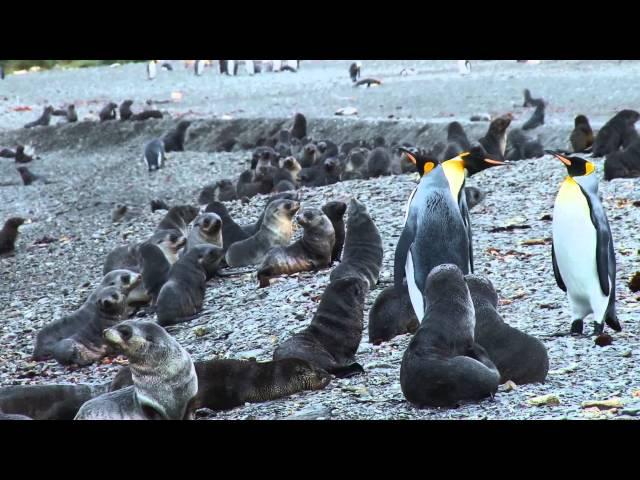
522, 101, 545, 130
236, 170, 272, 198
400, 264, 500, 408
299, 143, 319, 168
274, 276, 367, 378
465, 274, 549, 384
464, 186, 487, 210
156, 205, 199, 236
225, 198, 300, 267
65, 104, 78, 123
205, 201, 250, 249
0, 383, 109, 420
349, 62, 361, 82
75, 320, 198, 420
163, 120, 192, 152
111, 357, 331, 411
299, 157, 341, 187
238, 192, 302, 238
14, 145, 35, 164
119, 100, 134, 120
479, 115, 512, 160
354, 78, 382, 87
156, 245, 224, 326
570, 115, 593, 153
321, 201, 347, 262
150, 199, 170, 212
368, 283, 419, 345
290, 113, 307, 141
23, 106, 53, 128
99, 102, 118, 122
131, 110, 163, 121
198, 179, 238, 204
604, 137, 640, 180
273, 156, 301, 189
135, 242, 171, 305
367, 147, 391, 177
505, 129, 544, 160
33, 269, 140, 362
257, 208, 335, 287
0, 217, 26, 255
592, 109, 640, 157
17, 166, 49, 185
329, 198, 383, 288
341, 148, 369, 180
442, 121, 472, 160
184, 213, 223, 251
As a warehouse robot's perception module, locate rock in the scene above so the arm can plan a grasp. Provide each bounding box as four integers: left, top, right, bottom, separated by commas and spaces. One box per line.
581, 398, 624, 409
527, 394, 561, 406
284, 405, 332, 420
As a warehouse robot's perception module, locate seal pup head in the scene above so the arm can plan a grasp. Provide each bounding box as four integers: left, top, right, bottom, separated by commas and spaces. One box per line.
422, 264, 475, 334
3, 217, 26, 231
150, 229, 187, 263
111, 204, 128, 223
275, 359, 332, 392
266, 198, 301, 227
464, 273, 499, 309
101, 269, 142, 295
194, 212, 222, 237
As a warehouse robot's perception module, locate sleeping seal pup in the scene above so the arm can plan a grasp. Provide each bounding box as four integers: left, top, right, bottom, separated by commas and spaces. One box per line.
75, 320, 198, 420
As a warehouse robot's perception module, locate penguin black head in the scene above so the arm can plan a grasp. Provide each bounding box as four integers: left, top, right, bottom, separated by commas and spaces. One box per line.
546, 150, 595, 177
399, 147, 439, 176
459, 146, 509, 176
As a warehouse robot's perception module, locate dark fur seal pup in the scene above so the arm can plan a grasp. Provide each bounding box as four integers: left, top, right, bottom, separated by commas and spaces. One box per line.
604, 137, 640, 180
592, 109, 640, 157
479, 115, 512, 160
119, 100, 134, 120
522, 101, 545, 130
354, 78, 382, 87
236, 170, 272, 198
225, 199, 300, 267
184, 213, 223, 251
150, 199, 170, 212
442, 121, 472, 160
257, 208, 335, 287
198, 179, 238, 204
205, 201, 249, 249
156, 205, 199, 236
400, 264, 500, 408
368, 283, 419, 345
329, 198, 383, 288
273, 156, 301, 188
321, 201, 347, 262
367, 147, 391, 177
15, 145, 35, 163
33, 270, 140, 362
0, 383, 109, 420
299, 157, 341, 187
570, 115, 593, 153
156, 245, 224, 326
132, 110, 163, 121
0, 217, 25, 254
163, 120, 192, 152
66, 104, 78, 122
135, 243, 171, 305
465, 274, 549, 384
111, 357, 331, 411
464, 186, 487, 210
290, 113, 307, 141
349, 62, 361, 82
24, 106, 53, 128
522, 88, 543, 108
505, 129, 544, 160
274, 276, 367, 378
299, 143, 319, 168
75, 320, 198, 420
17, 166, 47, 185
99, 102, 118, 122
251, 146, 278, 170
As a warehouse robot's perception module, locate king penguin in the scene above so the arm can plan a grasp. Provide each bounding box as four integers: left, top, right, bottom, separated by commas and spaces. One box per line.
143, 138, 166, 172
458, 60, 471, 75
194, 60, 205, 76
147, 60, 157, 80
547, 150, 622, 336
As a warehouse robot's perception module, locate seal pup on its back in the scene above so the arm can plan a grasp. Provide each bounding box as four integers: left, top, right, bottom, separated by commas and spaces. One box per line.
321, 201, 347, 262
479, 115, 512, 159
330, 198, 383, 289
225, 198, 300, 267
0, 217, 25, 255
274, 276, 368, 378
163, 120, 192, 152
257, 208, 335, 287
570, 114, 593, 153
24, 106, 53, 128
75, 320, 198, 420
400, 264, 500, 408
465, 274, 549, 384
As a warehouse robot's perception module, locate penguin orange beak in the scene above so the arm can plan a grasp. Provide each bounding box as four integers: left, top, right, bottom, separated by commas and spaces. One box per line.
545, 150, 572, 166
483, 158, 508, 166
399, 148, 417, 164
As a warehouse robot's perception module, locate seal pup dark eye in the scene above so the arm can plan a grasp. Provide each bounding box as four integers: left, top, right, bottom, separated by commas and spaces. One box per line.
121, 274, 130, 284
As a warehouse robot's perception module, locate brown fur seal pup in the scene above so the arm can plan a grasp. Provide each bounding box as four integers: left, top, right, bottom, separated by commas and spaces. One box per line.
225, 198, 300, 267
257, 208, 335, 287
66, 104, 78, 123
99, 102, 118, 122
33, 270, 141, 362
156, 244, 224, 326
329, 198, 383, 289
111, 358, 331, 412
119, 100, 134, 120
75, 320, 198, 420
368, 283, 419, 345
198, 179, 238, 205
505, 129, 544, 160
400, 264, 500, 408
150, 199, 170, 212
592, 109, 640, 157
273, 276, 367, 378
465, 274, 549, 384
156, 205, 199, 236
349, 62, 361, 82
298, 143, 319, 168
464, 186, 487, 210
24, 106, 54, 128
522, 101, 545, 130
184, 213, 222, 250
0, 217, 25, 255
604, 137, 640, 180
273, 156, 301, 188
135, 242, 171, 305
0, 383, 110, 420
321, 201, 347, 263
478, 115, 512, 160
236, 170, 272, 198
131, 110, 163, 121
241, 192, 302, 237
205, 201, 249, 249
341, 147, 369, 180
163, 120, 192, 152
299, 157, 341, 187
570, 114, 593, 153
367, 147, 391, 177
290, 113, 307, 141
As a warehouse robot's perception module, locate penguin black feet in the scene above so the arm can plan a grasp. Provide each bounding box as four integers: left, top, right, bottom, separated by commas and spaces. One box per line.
570, 319, 584, 336
605, 315, 623, 332
592, 322, 604, 336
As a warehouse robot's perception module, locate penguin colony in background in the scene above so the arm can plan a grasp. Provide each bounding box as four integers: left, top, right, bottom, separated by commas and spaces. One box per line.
0, 64, 638, 418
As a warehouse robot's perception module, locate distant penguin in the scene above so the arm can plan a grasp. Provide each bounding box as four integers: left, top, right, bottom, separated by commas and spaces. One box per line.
458, 60, 471, 75
194, 60, 204, 76
349, 62, 361, 82
161, 62, 173, 71
547, 150, 622, 336
0, 65, 4, 80
143, 139, 166, 172
147, 60, 157, 80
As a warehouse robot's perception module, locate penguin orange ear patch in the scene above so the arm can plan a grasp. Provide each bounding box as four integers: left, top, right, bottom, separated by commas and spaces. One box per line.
423, 162, 435, 174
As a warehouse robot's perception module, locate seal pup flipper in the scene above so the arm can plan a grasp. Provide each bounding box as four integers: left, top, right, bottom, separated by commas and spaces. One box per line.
330, 363, 365, 378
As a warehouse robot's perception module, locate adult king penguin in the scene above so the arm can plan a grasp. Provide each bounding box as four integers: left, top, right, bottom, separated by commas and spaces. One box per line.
194, 60, 205, 76
547, 150, 622, 336
147, 60, 157, 80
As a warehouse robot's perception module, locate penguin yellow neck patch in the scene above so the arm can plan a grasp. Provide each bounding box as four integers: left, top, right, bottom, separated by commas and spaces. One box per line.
442, 158, 465, 200
556, 176, 589, 215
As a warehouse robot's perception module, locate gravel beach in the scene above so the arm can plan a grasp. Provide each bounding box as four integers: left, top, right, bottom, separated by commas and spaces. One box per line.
1, 60, 639, 420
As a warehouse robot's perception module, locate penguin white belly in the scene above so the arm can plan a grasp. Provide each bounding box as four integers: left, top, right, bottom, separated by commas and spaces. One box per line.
405, 248, 424, 320
553, 185, 609, 321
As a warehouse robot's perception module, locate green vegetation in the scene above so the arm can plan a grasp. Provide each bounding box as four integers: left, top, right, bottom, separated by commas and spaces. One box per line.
0, 60, 144, 73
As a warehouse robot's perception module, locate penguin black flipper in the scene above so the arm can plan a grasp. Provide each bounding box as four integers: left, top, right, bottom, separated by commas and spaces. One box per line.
459, 193, 474, 273
551, 243, 567, 292
580, 185, 611, 296
394, 227, 414, 291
